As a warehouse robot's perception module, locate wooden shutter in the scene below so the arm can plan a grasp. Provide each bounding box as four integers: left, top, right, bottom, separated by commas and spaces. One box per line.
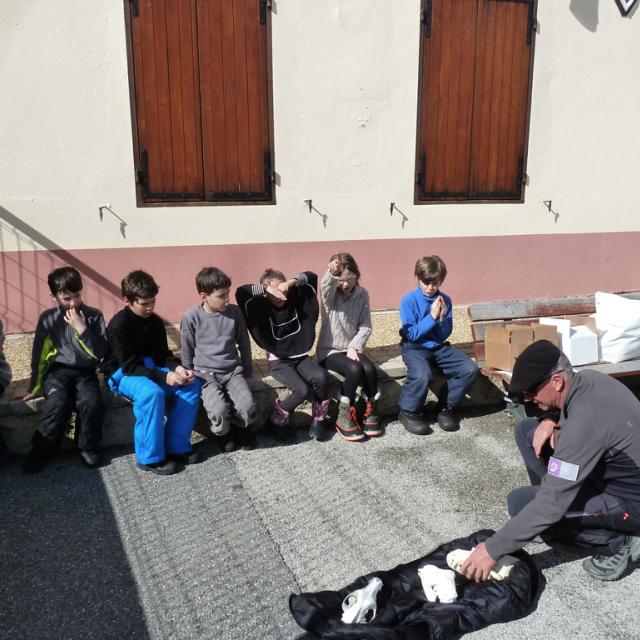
416, 0, 479, 199
127, 0, 273, 205
415, 0, 536, 203
129, 0, 204, 202
198, 0, 272, 201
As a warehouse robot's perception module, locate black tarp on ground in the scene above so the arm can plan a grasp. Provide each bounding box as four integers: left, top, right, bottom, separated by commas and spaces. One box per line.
290, 529, 544, 640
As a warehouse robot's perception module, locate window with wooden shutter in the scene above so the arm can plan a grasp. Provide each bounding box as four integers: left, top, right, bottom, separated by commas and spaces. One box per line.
125, 0, 274, 205
415, 0, 536, 203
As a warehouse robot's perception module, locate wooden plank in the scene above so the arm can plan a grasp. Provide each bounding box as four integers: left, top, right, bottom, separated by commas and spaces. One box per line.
468, 292, 640, 322
469, 296, 597, 321
575, 361, 640, 378
480, 360, 640, 380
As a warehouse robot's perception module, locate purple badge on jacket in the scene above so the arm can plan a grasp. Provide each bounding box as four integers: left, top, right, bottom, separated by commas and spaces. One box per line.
547, 456, 579, 482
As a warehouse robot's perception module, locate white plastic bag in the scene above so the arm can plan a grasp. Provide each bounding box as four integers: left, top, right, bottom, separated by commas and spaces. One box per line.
595, 292, 640, 363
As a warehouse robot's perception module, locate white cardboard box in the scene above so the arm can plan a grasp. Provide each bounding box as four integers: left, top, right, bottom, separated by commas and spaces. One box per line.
539, 318, 599, 366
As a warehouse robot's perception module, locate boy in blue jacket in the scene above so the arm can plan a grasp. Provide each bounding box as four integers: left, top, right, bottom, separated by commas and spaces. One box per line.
398, 256, 476, 434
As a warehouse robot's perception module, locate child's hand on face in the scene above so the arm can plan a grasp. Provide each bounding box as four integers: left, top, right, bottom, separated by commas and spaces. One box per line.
328, 259, 341, 276
265, 284, 287, 301
64, 308, 87, 334
277, 279, 296, 295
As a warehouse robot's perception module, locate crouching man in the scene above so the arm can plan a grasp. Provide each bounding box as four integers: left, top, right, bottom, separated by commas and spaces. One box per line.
462, 340, 640, 582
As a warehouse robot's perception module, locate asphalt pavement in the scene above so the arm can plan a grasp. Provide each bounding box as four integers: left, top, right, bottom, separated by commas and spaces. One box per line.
2, 408, 639, 640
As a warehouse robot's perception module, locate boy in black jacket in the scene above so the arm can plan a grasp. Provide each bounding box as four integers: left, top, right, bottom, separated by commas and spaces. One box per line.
236, 269, 328, 439
21, 267, 108, 472
102, 270, 200, 475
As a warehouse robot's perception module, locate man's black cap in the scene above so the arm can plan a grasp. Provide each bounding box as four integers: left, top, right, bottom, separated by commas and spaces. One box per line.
508, 339, 562, 399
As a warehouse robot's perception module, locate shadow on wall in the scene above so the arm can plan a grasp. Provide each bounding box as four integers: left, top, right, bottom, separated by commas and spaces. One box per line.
0, 206, 122, 333
0, 456, 151, 640
570, 0, 599, 31
570, 0, 639, 31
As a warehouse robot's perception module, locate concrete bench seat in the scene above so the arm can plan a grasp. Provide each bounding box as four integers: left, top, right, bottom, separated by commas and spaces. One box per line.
0, 342, 504, 454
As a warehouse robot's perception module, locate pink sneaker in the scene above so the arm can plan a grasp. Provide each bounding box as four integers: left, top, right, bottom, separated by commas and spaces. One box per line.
270, 399, 290, 427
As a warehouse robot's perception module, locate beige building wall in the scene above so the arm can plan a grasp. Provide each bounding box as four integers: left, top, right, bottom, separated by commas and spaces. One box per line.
1, 1, 639, 330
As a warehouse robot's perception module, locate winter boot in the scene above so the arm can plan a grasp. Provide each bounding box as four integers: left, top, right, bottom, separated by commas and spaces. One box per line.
309, 399, 330, 440
335, 396, 366, 442
362, 394, 382, 437
270, 398, 290, 427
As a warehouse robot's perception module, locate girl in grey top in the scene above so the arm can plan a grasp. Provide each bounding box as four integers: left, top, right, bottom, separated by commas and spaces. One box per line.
317, 253, 380, 441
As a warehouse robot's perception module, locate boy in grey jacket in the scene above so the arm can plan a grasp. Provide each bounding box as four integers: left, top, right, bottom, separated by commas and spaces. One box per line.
21, 267, 109, 472
181, 267, 256, 451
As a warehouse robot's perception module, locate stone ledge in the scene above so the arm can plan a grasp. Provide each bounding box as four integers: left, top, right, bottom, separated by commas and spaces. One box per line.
0, 343, 505, 454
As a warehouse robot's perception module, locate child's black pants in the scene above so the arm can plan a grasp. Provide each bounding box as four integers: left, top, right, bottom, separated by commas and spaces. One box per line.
32, 365, 104, 456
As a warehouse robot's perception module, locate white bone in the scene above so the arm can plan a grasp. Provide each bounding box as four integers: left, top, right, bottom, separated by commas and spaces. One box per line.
341, 577, 383, 624
446, 548, 519, 581
418, 564, 458, 603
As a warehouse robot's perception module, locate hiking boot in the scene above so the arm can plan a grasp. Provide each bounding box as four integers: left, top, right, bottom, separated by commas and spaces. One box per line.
362, 398, 382, 437
398, 410, 431, 436
335, 397, 366, 442
22, 450, 51, 474
238, 426, 256, 451
169, 450, 200, 465
216, 429, 238, 453
437, 405, 460, 432
80, 449, 104, 468
270, 399, 290, 427
136, 459, 178, 475
582, 535, 640, 581
309, 399, 330, 440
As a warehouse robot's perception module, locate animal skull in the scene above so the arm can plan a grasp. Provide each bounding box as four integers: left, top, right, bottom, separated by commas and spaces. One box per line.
341, 577, 383, 624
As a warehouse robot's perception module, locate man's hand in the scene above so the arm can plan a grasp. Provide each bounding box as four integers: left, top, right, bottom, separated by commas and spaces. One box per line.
346, 347, 359, 361
533, 419, 558, 457
64, 308, 87, 334
459, 542, 497, 583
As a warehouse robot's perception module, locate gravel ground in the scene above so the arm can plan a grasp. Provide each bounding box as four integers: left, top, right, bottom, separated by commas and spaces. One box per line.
2, 408, 639, 640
